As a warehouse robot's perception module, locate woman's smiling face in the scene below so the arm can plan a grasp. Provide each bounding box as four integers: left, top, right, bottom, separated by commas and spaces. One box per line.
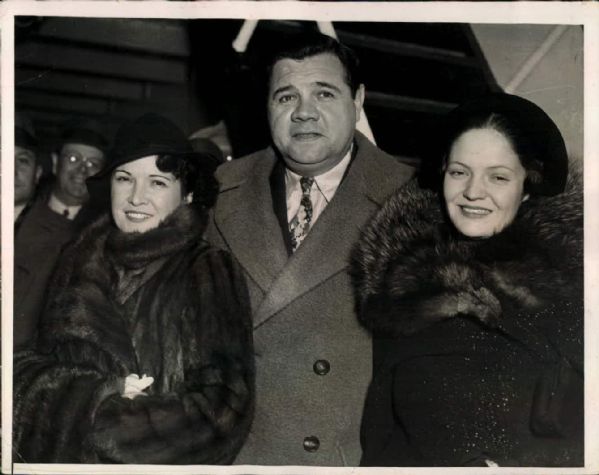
443, 128, 528, 238
111, 155, 189, 233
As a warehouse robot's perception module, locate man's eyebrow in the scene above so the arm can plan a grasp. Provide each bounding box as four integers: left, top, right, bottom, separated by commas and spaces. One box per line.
315, 81, 342, 92
272, 85, 294, 97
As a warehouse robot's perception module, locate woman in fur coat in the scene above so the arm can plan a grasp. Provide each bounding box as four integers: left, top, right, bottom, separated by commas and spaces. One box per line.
13, 114, 254, 464
352, 94, 583, 467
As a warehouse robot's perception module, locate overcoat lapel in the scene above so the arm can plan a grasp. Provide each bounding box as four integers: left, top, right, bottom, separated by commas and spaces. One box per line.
213, 150, 288, 293
254, 135, 413, 327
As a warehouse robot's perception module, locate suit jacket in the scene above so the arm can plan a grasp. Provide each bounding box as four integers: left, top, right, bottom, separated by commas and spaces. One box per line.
14, 197, 75, 349
205, 131, 415, 466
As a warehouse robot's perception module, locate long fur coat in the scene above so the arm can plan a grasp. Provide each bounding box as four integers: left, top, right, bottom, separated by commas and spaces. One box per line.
351, 173, 583, 467
13, 205, 254, 465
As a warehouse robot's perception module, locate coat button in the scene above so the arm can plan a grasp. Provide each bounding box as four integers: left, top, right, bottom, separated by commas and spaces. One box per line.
313, 359, 330, 375
303, 436, 320, 452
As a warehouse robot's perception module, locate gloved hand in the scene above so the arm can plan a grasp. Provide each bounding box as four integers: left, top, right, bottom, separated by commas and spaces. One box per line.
122, 373, 154, 399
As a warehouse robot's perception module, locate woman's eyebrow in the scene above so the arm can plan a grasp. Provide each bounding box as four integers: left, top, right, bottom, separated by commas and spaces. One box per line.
149, 174, 173, 181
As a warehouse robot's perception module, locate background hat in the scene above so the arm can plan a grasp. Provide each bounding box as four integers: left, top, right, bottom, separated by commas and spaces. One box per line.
436, 93, 569, 196
15, 112, 38, 151
60, 118, 109, 155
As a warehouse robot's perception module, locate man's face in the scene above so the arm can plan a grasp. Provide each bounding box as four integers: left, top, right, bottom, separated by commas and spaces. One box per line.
53, 143, 105, 206
268, 53, 364, 177
14, 145, 41, 206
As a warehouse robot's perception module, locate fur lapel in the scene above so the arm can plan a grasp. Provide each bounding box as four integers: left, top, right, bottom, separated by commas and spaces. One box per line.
351, 170, 583, 336
38, 205, 205, 371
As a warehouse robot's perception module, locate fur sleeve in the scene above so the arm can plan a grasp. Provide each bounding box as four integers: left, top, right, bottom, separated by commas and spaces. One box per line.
12, 347, 122, 463
87, 249, 255, 465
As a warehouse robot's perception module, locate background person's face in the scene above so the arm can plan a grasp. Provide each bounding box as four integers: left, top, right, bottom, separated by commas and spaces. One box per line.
111, 155, 188, 233
268, 53, 364, 177
14, 145, 41, 206
443, 128, 528, 238
54, 143, 105, 206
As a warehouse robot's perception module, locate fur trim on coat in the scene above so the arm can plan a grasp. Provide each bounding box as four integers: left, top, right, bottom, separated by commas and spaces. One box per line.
351, 169, 583, 344
13, 205, 254, 464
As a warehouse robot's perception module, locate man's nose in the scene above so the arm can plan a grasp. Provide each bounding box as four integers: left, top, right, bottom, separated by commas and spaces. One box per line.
463, 176, 486, 200
291, 97, 319, 122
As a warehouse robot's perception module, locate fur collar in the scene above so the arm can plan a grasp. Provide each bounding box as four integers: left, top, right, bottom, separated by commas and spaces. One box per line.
351, 169, 583, 336
38, 205, 207, 367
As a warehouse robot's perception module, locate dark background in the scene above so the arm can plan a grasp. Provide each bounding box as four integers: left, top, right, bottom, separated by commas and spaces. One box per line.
15, 17, 499, 168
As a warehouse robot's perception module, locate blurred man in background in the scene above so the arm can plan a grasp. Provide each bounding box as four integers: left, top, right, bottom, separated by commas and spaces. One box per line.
14, 120, 108, 349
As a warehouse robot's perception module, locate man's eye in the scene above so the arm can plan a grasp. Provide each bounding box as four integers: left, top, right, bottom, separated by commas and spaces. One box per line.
68, 155, 79, 163
278, 94, 296, 104
318, 90, 335, 99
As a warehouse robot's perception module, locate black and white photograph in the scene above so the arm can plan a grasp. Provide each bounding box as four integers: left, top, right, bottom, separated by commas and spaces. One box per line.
1, 2, 597, 474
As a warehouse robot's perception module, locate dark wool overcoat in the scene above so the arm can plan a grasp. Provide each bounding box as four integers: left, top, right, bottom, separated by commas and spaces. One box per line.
13, 205, 254, 465
351, 173, 583, 467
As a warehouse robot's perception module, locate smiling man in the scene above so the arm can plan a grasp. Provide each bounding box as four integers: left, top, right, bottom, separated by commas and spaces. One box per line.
14, 120, 108, 349
206, 32, 415, 466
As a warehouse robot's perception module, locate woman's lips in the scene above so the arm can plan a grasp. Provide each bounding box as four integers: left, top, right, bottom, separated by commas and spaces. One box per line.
125, 211, 152, 222
458, 205, 492, 218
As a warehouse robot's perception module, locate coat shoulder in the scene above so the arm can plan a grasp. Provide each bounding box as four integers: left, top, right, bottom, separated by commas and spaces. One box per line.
215, 147, 275, 188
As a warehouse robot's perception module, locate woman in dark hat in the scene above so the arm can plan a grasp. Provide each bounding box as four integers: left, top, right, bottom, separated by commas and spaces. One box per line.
13, 114, 254, 464
352, 93, 583, 466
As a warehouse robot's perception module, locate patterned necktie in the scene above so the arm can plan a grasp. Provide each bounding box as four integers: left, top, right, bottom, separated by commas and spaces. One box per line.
289, 176, 314, 251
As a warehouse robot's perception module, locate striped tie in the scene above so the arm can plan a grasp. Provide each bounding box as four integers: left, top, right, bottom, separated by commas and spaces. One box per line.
289, 176, 314, 251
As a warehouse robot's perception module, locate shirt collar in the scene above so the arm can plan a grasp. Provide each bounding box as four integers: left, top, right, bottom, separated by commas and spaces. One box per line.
48, 193, 82, 220
285, 145, 353, 201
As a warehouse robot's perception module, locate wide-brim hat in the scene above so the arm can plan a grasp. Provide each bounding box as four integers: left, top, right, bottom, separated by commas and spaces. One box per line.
439, 93, 569, 196
86, 113, 210, 205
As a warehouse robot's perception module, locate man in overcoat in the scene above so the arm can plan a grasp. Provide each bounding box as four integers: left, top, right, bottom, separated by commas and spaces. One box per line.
14, 122, 108, 349
206, 32, 415, 466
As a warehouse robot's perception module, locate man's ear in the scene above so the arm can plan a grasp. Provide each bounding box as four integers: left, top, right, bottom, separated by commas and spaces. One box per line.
51, 153, 58, 175
354, 84, 365, 122
184, 192, 193, 204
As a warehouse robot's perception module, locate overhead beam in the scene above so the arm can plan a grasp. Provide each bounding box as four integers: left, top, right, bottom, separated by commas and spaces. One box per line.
366, 91, 456, 114
16, 67, 189, 103
16, 41, 188, 84
37, 18, 190, 58
265, 20, 478, 67
17, 89, 192, 123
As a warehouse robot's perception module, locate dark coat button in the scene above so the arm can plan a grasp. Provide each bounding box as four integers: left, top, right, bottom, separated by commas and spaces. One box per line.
303, 436, 320, 452
313, 359, 330, 375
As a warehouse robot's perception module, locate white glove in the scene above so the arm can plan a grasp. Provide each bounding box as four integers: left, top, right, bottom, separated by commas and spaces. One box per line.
122, 373, 154, 399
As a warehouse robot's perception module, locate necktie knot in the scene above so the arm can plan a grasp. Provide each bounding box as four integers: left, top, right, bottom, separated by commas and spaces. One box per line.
300, 176, 314, 194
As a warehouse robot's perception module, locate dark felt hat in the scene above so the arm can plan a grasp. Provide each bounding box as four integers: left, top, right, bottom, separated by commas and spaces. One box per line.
441, 93, 569, 196
15, 112, 38, 151
60, 119, 109, 155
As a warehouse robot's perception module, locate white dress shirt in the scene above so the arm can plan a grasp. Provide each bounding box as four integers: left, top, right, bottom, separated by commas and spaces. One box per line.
285, 148, 352, 228
48, 193, 81, 220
